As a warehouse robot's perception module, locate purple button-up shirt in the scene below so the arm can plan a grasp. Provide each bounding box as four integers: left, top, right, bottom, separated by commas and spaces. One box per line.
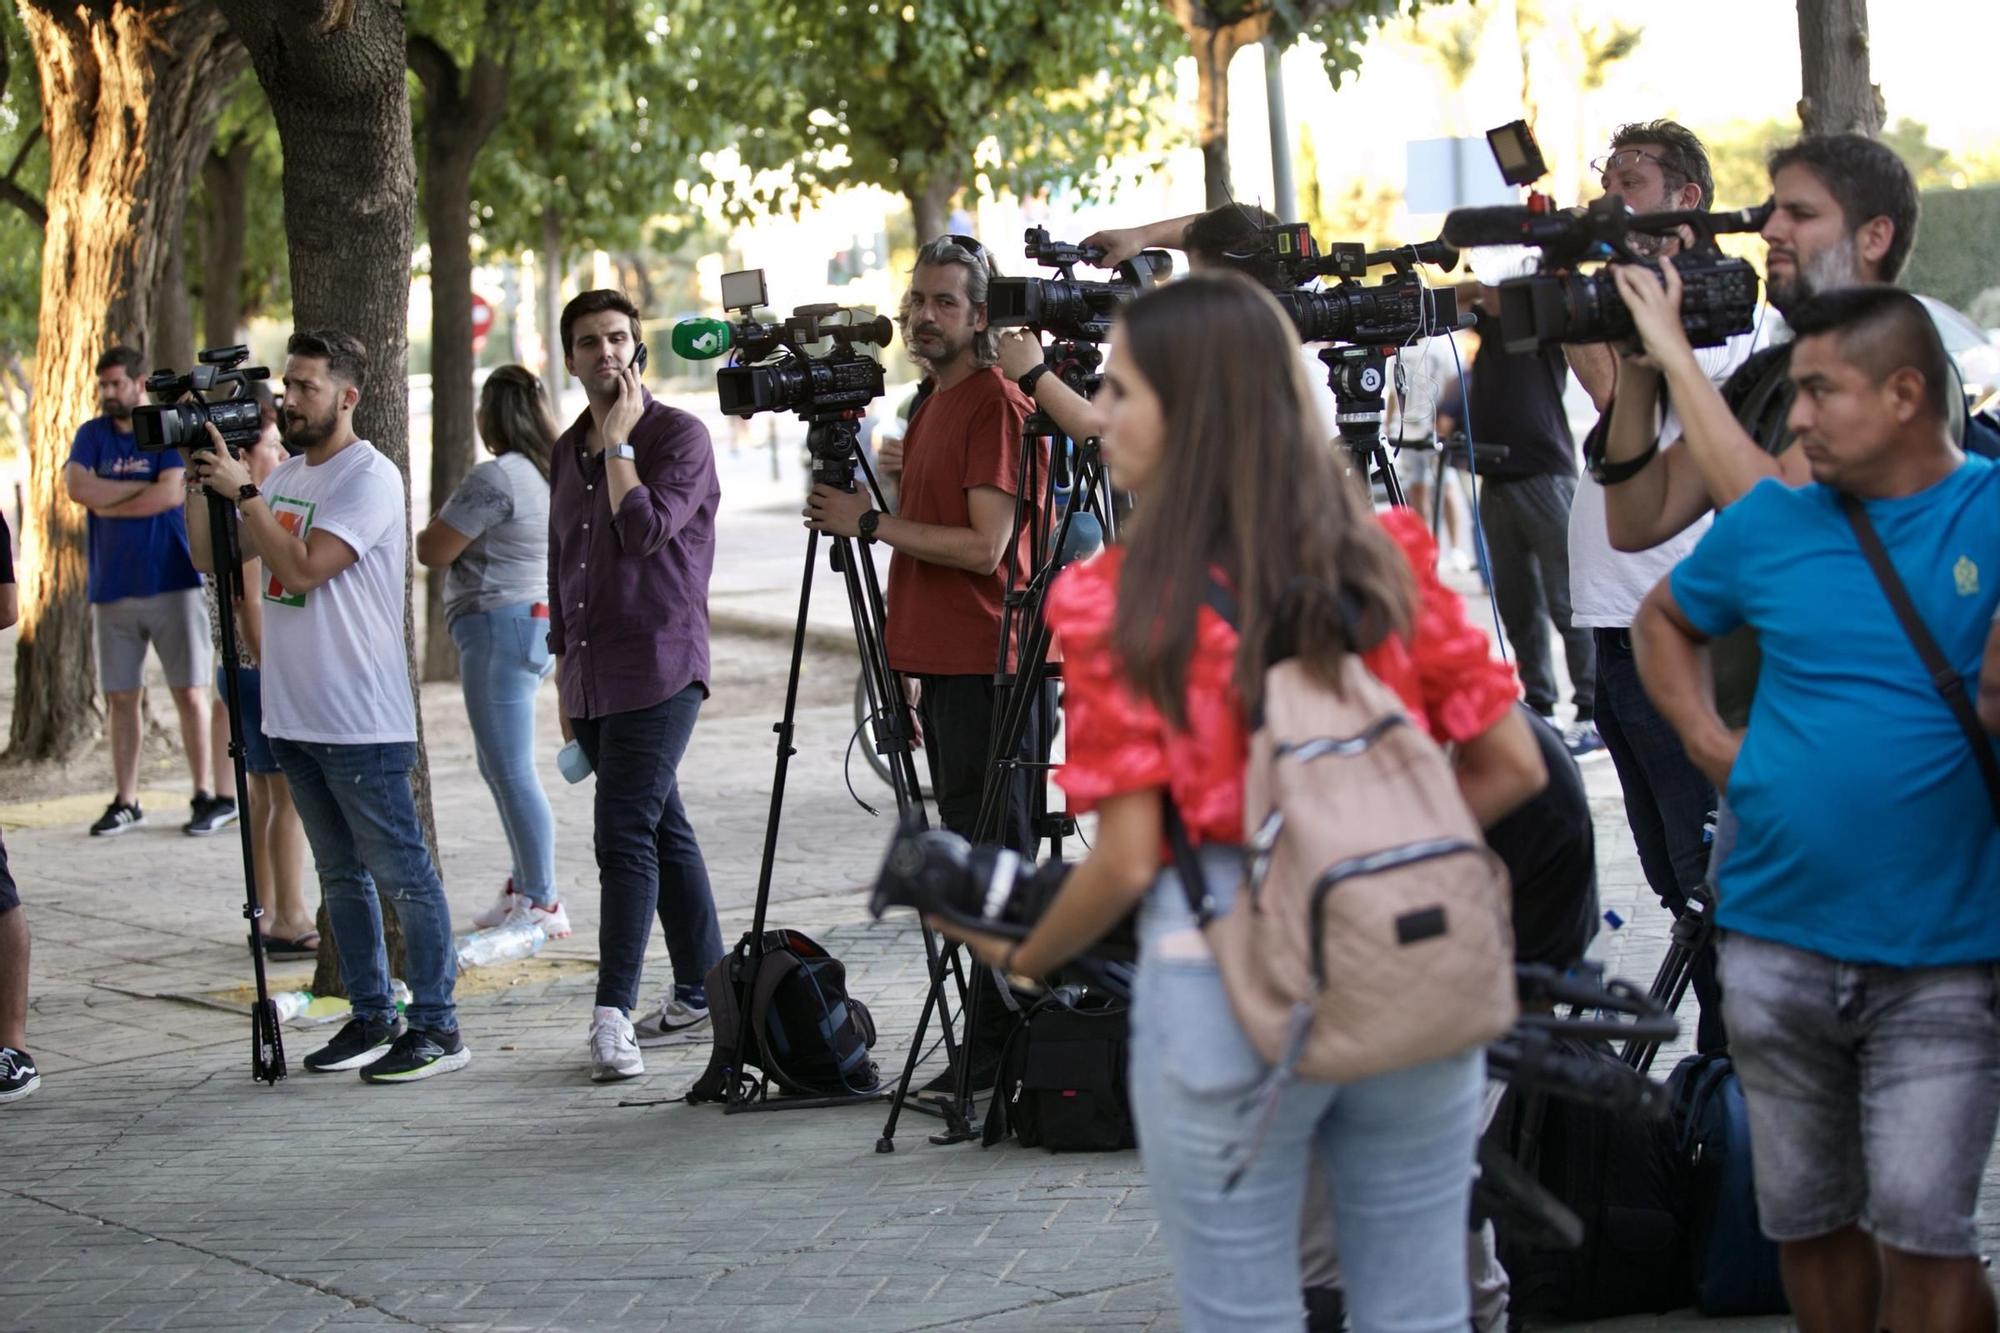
547, 391, 718, 720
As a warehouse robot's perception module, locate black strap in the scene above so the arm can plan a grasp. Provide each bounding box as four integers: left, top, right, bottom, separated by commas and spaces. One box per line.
1161, 798, 1216, 925
1839, 492, 2000, 823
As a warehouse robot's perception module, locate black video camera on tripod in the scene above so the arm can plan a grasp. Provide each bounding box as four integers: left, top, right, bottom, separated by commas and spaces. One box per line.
986, 226, 1173, 348
1443, 119, 1768, 354
133, 345, 269, 456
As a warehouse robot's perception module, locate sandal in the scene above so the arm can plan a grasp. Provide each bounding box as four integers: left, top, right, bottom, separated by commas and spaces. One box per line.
260, 932, 321, 960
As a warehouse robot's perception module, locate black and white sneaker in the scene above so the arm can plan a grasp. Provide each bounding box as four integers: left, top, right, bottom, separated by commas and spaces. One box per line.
303, 1016, 405, 1073
0, 1047, 39, 1103
359, 1027, 471, 1084
184, 793, 239, 836
88, 800, 144, 837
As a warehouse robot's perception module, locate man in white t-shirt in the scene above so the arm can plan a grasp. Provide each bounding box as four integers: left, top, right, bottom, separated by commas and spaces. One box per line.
1562, 121, 1754, 1053
189, 329, 467, 1085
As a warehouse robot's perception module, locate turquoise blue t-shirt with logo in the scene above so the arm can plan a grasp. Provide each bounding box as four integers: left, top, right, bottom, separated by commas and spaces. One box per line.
66, 416, 201, 604
1670, 456, 2000, 967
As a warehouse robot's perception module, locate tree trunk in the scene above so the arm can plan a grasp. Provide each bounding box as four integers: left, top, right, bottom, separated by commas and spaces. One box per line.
1168, 0, 1272, 209
410, 28, 510, 682
1796, 0, 1883, 137
539, 203, 563, 407
907, 173, 958, 250
218, 0, 424, 995
201, 134, 253, 348
11, 2, 241, 762
153, 204, 197, 372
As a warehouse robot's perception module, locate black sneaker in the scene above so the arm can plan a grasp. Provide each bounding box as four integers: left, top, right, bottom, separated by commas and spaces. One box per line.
184, 793, 239, 836
88, 800, 144, 837
359, 1027, 471, 1084
0, 1047, 39, 1104
303, 1015, 405, 1073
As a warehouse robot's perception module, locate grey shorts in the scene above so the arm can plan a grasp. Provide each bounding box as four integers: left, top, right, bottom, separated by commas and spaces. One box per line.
1718, 930, 2000, 1257
93, 589, 211, 693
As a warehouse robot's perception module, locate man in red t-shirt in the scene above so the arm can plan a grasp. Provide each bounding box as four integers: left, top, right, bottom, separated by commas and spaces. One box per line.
806, 235, 1043, 1090
806, 235, 1042, 849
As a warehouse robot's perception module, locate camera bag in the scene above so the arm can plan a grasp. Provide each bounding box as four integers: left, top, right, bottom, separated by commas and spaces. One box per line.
1165, 582, 1517, 1097
687, 928, 880, 1103
1667, 1052, 1789, 1316
980, 987, 1135, 1152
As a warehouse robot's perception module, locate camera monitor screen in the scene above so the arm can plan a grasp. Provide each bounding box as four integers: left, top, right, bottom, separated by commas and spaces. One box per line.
720, 269, 768, 312
1486, 120, 1547, 188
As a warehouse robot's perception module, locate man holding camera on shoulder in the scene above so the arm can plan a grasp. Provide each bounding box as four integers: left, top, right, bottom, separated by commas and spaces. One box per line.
187, 329, 468, 1084
804, 236, 1041, 1090
1561, 120, 1754, 1054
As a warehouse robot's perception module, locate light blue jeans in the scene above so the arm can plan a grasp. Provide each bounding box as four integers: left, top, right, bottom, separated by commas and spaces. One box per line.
1129, 845, 1484, 1332
269, 739, 458, 1033
449, 602, 557, 907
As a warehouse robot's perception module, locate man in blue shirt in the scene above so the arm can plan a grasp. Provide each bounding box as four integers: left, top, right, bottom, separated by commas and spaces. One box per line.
63, 347, 224, 837
1635, 287, 2000, 1332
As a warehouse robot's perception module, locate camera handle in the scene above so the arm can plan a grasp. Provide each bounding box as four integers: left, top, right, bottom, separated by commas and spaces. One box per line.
205, 487, 286, 1085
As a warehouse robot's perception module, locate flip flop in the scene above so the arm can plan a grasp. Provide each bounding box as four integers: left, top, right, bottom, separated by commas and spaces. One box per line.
261, 933, 320, 960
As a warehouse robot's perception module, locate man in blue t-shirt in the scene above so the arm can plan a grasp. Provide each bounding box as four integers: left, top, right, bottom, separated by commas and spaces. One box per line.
63, 346, 224, 837
1634, 288, 2000, 1332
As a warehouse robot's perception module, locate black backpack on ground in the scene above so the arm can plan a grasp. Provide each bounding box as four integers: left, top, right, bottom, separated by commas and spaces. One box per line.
687, 929, 880, 1103
1668, 1051, 1790, 1316
1487, 1037, 1693, 1321
981, 987, 1135, 1152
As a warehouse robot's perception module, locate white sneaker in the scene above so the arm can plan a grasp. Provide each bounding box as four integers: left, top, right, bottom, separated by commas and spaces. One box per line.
472, 878, 518, 930
632, 993, 711, 1047
501, 894, 572, 940
589, 1007, 644, 1082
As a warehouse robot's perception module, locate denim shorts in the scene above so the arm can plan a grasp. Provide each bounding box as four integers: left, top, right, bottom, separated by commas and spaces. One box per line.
215, 664, 279, 775
1719, 930, 2000, 1256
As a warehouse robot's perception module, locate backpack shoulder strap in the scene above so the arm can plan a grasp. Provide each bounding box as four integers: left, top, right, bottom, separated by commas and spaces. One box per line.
1839, 491, 2000, 823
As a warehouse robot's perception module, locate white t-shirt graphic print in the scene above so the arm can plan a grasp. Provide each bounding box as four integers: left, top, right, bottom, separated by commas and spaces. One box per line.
258, 440, 418, 744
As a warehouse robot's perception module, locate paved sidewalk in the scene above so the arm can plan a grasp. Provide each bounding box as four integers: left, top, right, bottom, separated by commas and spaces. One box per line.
2, 562, 1993, 1331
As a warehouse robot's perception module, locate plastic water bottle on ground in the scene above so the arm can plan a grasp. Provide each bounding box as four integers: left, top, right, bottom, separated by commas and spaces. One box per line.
456, 919, 547, 970
389, 978, 411, 1012
269, 991, 314, 1023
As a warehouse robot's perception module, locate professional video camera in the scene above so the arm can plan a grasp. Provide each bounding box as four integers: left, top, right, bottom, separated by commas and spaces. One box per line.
986, 227, 1173, 343
1443, 119, 1768, 354
132, 345, 269, 455
674, 269, 893, 423
1222, 219, 1464, 345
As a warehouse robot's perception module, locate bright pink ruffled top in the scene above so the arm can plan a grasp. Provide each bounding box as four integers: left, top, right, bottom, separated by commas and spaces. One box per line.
1045, 508, 1520, 846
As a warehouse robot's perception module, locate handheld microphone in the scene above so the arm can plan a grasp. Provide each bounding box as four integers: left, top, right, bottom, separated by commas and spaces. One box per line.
1056, 511, 1104, 569
670, 316, 734, 361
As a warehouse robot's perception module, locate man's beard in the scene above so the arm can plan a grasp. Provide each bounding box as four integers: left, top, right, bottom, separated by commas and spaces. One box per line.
282, 407, 336, 450
101, 399, 132, 420
904, 322, 969, 369
1768, 232, 1858, 316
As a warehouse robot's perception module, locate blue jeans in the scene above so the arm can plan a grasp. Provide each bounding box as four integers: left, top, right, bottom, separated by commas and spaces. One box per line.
449, 603, 557, 906
1594, 628, 1725, 1052
571, 686, 724, 1012
269, 738, 458, 1033
1128, 846, 1484, 1332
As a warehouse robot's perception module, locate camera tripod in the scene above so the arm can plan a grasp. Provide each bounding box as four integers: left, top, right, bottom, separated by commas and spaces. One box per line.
1323, 344, 1409, 507
877, 373, 1121, 1150
204, 484, 286, 1084
717, 408, 969, 1115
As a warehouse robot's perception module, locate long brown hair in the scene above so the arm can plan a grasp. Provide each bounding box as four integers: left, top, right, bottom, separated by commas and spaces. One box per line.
478, 365, 557, 481
1110, 272, 1414, 726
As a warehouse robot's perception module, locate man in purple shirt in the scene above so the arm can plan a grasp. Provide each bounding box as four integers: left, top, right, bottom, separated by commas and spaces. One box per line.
548, 289, 724, 1082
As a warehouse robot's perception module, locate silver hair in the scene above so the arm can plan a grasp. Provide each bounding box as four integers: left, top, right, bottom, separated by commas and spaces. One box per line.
899, 237, 1001, 369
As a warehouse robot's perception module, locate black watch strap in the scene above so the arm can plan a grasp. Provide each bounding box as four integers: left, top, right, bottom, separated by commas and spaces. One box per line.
1590, 438, 1659, 486
236, 482, 261, 504
858, 508, 880, 541
1017, 364, 1050, 397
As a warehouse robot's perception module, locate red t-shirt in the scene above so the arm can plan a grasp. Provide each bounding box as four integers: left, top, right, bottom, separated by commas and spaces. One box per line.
884, 367, 1036, 676
1045, 508, 1521, 845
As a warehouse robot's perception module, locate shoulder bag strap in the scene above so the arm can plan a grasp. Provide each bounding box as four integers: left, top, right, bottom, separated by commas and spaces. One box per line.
1839, 491, 2000, 823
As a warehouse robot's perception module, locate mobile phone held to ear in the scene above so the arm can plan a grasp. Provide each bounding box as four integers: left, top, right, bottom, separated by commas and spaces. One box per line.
633, 342, 648, 375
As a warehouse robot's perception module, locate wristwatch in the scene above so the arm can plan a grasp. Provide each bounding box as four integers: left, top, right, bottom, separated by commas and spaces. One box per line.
235, 482, 261, 504
608, 442, 636, 463
1016, 364, 1051, 397
858, 508, 881, 541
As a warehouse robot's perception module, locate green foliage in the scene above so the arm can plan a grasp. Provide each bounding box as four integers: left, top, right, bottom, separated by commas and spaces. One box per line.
678, 0, 1179, 221
1902, 185, 2000, 315
0, 2, 47, 354
1695, 117, 1797, 211
1281, 0, 1426, 90
187, 73, 290, 332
